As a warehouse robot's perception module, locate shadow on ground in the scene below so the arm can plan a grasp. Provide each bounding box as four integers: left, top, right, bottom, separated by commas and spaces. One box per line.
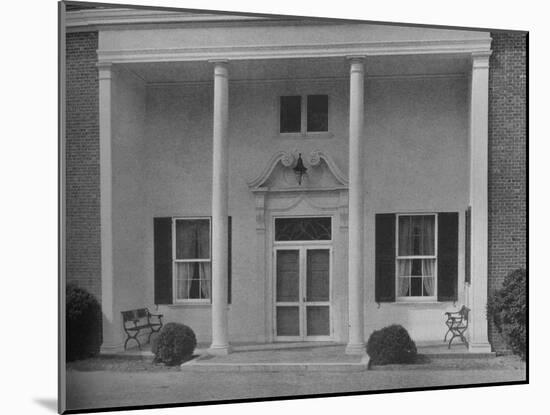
34, 398, 57, 413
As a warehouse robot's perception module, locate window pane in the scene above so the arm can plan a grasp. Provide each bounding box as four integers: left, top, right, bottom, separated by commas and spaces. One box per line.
276, 250, 299, 302
276, 306, 300, 336
275, 217, 331, 241
175, 219, 210, 259
397, 258, 435, 297
175, 262, 211, 300
306, 249, 330, 302
307, 95, 328, 132
280, 96, 301, 133
306, 306, 330, 336
410, 277, 423, 296
398, 215, 435, 256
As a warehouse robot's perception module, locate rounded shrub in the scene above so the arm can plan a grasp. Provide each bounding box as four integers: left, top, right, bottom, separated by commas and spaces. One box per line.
487, 268, 527, 360
152, 322, 197, 365
366, 324, 417, 365
66, 283, 102, 361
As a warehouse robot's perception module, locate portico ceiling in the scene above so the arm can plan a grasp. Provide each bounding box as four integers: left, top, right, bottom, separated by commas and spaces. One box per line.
122, 54, 471, 84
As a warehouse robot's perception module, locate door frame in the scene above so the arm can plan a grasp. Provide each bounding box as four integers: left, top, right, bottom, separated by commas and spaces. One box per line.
272, 216, 333, 341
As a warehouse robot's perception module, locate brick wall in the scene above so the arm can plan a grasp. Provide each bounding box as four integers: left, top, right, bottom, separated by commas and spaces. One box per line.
487, 32, 528, 350
66, 31, 101, 301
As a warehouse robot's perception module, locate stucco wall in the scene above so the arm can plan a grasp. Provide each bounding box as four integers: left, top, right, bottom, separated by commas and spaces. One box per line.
110, 68, 149, 344
110, 73, 470, 344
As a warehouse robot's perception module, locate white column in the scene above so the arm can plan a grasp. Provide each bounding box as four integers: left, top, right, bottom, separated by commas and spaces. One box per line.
468, 52, 492, 353
98, 62, 123, 352
209, 61, 232, 355
346, 57, 366, 355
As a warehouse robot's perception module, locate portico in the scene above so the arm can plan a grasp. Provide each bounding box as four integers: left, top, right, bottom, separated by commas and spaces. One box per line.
87, 9, 493, 354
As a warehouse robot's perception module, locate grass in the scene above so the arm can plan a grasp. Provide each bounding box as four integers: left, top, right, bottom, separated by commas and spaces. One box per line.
368, 354, 525, 371
67, 354, 198, 372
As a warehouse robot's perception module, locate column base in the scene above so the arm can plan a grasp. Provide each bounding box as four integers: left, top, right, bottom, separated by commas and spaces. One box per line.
468, 342, 492, 354
208, 344, 232, 356
345, 343, 366, 355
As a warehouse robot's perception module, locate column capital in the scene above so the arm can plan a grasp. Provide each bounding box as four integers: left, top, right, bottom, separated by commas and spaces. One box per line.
347, 56, 366, 67
471, 52, 491, 69
210, 60, 229, 77
97, 62, 113, 80
208, 59, 229, 65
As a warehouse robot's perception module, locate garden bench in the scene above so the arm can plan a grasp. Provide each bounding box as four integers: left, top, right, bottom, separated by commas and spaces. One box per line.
121, 308, 163, 350
444, 305, 470, 349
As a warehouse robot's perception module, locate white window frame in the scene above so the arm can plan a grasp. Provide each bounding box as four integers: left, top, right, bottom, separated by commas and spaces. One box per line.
172, 217, 212, 304
278, 94, 330, 137
395, 213, 438, 302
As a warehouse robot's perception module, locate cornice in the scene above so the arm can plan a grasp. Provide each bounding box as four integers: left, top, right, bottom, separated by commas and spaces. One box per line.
97, 38, 492, 64
65, 8, 271, 29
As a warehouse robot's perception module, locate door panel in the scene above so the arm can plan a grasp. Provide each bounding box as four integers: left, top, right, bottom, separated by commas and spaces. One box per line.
306, 249, 330, 302
275, 246, 331, 340
306, 305, 330, 336
276, 250, 300, 302
276, 306, 300, 336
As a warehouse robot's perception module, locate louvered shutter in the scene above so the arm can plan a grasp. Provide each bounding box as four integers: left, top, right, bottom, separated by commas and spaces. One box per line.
154, 217, 173, 305
437, 212, 459, 302
375, 213, 396, 302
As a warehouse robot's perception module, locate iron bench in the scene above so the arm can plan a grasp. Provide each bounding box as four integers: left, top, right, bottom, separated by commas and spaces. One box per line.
121, 308, 163, 350
444, 305, 470, 349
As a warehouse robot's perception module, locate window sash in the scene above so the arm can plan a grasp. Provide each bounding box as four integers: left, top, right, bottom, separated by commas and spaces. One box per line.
395, 214, 438, 300
173, 217, 212, 302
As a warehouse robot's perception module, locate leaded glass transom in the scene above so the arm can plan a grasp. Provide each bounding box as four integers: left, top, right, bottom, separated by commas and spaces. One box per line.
275, 217, 331, 241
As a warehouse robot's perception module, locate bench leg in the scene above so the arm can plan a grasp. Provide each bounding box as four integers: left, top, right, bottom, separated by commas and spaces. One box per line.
123, 332, 141, 350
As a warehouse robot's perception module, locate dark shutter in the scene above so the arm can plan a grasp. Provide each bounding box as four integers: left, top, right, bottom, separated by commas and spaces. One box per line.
465, 207, 471, 284
228, 216, 232, 304
375, 214, 396, 302
154, 217, 173, 305
437, 212, 459, 302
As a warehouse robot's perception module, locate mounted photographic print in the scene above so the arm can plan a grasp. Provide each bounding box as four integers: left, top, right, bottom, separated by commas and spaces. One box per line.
59, 1, 528, 413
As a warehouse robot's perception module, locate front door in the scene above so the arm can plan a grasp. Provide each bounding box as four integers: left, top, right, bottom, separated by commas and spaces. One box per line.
274, 245, 332, 340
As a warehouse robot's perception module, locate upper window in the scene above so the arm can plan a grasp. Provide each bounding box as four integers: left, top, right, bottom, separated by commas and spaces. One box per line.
174, 218, 211, 302
279, 94, 328, 135
396, 214, 437, 300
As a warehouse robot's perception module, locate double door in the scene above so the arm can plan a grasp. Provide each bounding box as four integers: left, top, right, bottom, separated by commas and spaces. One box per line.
274, 246, 331, 340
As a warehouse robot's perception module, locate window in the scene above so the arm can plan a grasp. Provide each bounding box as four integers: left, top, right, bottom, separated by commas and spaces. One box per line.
279, 94, 328, 134
375, 212, 458, 303
174, 218, 211, 301
153, 216, 232, 306
396, 215, 437, 300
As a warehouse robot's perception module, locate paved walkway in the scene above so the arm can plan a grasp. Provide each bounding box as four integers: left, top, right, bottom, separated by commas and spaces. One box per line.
66, 354, 526, 411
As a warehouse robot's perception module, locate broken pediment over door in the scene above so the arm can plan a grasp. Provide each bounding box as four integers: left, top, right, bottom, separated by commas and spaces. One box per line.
247, 150, 349, 192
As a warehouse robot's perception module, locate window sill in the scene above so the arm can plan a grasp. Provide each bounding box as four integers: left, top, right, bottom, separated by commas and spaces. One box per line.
277, 132, 334, 139
391, 300, 452, 306
168, 303, 232, 309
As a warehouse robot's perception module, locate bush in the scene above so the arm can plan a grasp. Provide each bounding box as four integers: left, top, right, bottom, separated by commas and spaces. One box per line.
366, 324, 417, 365
66, 283, 102, 361
152, 323, 197, 366
487, 268, 527, 360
